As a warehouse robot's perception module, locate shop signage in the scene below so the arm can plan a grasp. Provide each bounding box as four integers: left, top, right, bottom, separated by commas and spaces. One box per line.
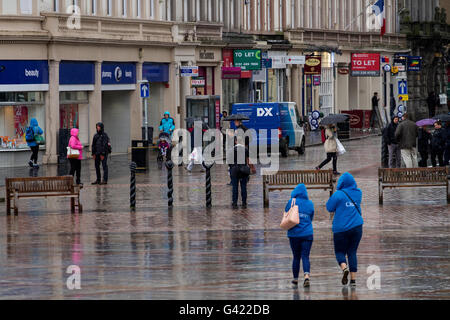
60, 61, 95, 85
199, 51, 215, 60
271, 56, 286, 69
407, 56, 422, 72
283, 56, 306, 65
338, 68, 350, 75
222, 67, 242, 79
143, 63, 169, 83
233, 49, 262, 71
262, 58, 272, 69
180, 66, 199, 77
304, 56, 322, 75
0, 60, 49, 85
342, 110, 364, 129
313, 75, 321, 86
191, 77, 205, 87
102, 62, 136, 85
351, 53, 380, 77
393, 57, 407, 72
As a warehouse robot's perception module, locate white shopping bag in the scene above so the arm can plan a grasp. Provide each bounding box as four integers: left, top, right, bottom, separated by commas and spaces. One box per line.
336, 138, 346, 156
189, 147, 203, 164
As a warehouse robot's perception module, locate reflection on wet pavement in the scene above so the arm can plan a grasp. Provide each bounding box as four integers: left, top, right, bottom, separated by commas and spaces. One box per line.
0, 137, 448, 300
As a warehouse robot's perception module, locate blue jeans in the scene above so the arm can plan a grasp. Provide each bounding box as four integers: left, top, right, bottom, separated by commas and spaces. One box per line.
231, 176, 248, 205
333, 225, 363, 272
289, 236, 313, 278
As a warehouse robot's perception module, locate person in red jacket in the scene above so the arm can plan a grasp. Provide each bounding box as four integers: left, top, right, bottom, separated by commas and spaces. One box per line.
67, 128, 84, 186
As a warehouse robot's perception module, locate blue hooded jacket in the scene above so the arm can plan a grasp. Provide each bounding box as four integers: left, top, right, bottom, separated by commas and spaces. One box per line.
159, 111, 175, 135
326, 173, 364, 234
284, 184, 314, 238
26, 118, 43, 147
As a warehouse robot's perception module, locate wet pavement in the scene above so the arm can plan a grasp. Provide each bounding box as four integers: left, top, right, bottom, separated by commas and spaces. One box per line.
0, 136, 449, 300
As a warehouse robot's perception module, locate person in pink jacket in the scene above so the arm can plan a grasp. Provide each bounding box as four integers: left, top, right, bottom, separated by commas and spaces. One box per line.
68, 128, 83, 186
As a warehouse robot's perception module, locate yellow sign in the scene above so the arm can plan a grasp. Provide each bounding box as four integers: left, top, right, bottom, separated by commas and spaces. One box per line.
398, 94, 409, 101
392, 66, 399, 74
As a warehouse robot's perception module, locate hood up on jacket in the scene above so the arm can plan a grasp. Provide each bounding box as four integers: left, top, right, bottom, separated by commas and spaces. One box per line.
71, 128, 79, 137
290, 183, 309, 200
96, 122, 104, 133
336, 172, 358, 190
164, 111, 171, 117
30, 118, 38, 127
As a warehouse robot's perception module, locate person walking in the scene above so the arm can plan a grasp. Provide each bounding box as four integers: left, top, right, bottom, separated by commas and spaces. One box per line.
395, 113, 418, 168
227, 136, 250, 209
285, 184, 314, 288
370, 92, 380, 131
316, 125, 340, 175
430, 120, 445, 167
326, 172, 364, 288
67, 128, 83, 186
386, 116, 401, 168
159, 111, 175, 136
26, 118, 44, 168
418, 126, 431, 167
220, 111, 230, 134
91, 122, 111, 185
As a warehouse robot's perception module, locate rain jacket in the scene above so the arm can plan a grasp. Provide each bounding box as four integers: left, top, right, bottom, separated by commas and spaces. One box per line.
284, 184, 315, 238
26, 118, 43, 147
431, 127, 445, 153
395, 119, 418, 149
92, 122, 110, 155
68, 128, 83, 160
159, 111, 175, 135
326, 173, 364, 234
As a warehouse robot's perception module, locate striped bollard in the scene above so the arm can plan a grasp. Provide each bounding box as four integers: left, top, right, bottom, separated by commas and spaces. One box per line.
130, 162, 137, 211
165, 160, 174, 208
203, 161, 215, 208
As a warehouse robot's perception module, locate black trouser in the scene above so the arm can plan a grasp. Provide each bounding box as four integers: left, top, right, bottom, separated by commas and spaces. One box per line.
318, 152, 337, 172
69, 159, 82, 184
30, 146, 39, 164
418, 151, 428, 167
430, 149, 444, 167
370, 108, 378, 128
94, 154, 108, 182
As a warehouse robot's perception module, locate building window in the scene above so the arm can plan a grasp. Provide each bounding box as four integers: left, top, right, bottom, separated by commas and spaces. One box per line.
148, 0, 154, 18
20, 0, 33, 14
134, 0, 141, 17
122, 0, 127, 17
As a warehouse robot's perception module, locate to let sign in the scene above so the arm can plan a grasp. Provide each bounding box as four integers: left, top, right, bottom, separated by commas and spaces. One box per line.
233, 49, 262, 71
351, 53, 380, 77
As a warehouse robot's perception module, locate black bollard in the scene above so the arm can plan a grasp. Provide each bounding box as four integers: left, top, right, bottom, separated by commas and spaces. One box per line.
165, 160, 174, 207
130, 162, 137, 211
381, 126, 389, 168
203, 162, 215, 208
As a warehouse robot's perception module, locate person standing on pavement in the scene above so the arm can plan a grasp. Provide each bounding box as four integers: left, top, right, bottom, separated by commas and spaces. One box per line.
418, 126, 431, 167
67, 128, 83, 186
91, 122, 111, 185
227, 136, 250, 209
370, 92, 380, 131
326, 172, 364, 288
386, 116, 401, 168
395, 113, 418, 168
220, 111, 230, 134
26, 118, 44, 168
285, 184, 314, 288
316, 125, 340, 175
430, 120, 445, 167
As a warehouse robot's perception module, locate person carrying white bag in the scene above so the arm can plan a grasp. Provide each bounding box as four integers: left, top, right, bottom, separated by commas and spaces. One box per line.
315, 124, 342, 175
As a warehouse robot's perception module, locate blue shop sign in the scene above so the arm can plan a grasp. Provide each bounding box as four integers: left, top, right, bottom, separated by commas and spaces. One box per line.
102, 62, 136, 85
60, 61, 95, 85
0, 60, 49, 84
143, 63, 169, 83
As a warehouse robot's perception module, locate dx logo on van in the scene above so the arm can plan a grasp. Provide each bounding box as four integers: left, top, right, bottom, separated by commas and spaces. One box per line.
257, 108, 273, 117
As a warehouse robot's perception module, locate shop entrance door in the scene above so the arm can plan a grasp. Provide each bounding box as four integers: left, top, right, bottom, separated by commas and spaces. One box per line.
186, 95, 220, 129
102, 91, 131, 153
319, 67, 334, 117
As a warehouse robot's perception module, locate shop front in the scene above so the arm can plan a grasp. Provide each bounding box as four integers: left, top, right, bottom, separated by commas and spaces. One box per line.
142, 62, 169, 141
0, 60, 48, 168
101, 62, 136, 154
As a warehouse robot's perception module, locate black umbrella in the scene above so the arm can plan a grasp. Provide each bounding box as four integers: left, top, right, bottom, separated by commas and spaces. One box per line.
433, 114, 450, 122
223, 114, 250, 121
319, 114, 350, 126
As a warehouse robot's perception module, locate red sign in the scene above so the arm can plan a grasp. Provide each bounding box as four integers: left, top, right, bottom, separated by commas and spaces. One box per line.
222, 67, 241, 79
304, 56, 321, 75
14, 106, 28, 139
342, 110, 364, 129
215, 99, 221, 129
223, 49, 234, 68
351, 53, 380, 77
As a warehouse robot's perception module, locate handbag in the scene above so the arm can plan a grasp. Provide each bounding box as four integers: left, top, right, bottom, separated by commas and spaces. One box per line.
341, 190, 362, 216
34, 134, 45, 145
67, 147, 80, 159
280, 199, 300, 230
336, 138, 346, 156
238, 164, 251, 176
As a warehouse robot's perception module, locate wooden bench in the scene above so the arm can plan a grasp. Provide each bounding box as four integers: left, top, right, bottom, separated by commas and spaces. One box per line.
378, 167, 449, 204
5, 176, 82, 215
263, 169, 335, 207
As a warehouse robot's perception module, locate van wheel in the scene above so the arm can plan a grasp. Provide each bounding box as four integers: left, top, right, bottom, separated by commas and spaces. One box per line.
297, 138, 306, 155
280, 139, 289, 158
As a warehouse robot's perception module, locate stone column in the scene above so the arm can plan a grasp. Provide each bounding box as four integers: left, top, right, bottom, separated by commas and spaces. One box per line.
88, 61, 102, 155
291, 65, 301, 111
43, 60, 60, 164
130, 62, 144, 143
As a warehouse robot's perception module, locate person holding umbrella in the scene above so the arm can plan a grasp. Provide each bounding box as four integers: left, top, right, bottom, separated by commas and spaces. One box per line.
430, 120, 445, 167
315, 124, 340, 175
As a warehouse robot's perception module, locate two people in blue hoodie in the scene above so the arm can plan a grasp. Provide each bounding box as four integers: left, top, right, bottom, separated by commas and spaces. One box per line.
285, 173, 364, 288
26, 118, 44, 168
285, 184, 314, 288
326, 172, 364, 287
